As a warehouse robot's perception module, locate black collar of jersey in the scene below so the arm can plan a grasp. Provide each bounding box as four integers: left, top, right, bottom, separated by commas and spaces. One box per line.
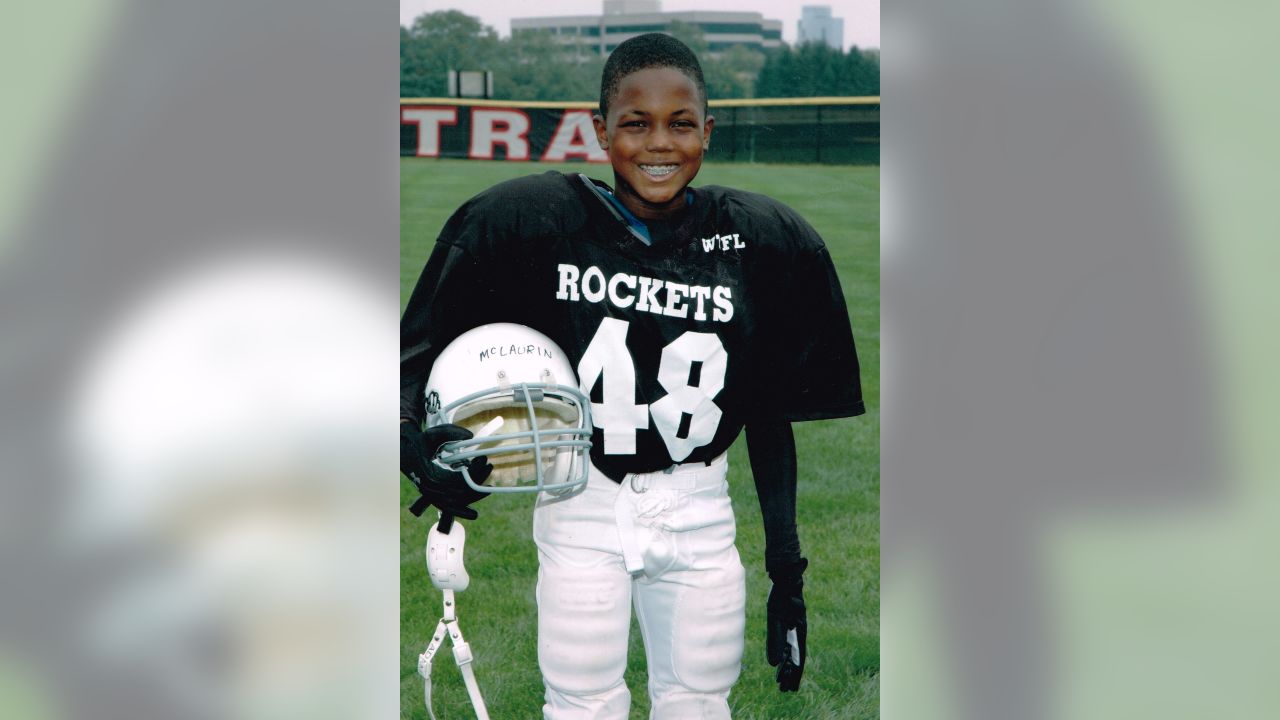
570, 173, 704, 256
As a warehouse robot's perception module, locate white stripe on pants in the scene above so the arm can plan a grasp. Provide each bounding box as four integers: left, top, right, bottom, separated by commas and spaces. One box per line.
533, 455, 745, 719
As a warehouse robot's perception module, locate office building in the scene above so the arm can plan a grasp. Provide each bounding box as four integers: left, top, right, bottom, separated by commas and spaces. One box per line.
513, 1, 783, 56
797, 5, 844, 50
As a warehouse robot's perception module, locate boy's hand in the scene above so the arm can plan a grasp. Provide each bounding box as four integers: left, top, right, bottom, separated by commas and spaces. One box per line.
766, 558, 808, 692
400, 421, 492, 520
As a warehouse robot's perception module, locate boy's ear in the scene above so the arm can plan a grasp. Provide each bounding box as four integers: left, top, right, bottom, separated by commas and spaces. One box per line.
703, 114, 715, 151
592, 114, 609, 150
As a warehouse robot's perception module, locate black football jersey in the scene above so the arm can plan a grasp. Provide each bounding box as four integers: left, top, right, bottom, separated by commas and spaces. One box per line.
402, 171, 863, 481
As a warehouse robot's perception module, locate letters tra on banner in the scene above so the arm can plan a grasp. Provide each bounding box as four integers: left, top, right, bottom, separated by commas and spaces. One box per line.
400, 103, 609, 162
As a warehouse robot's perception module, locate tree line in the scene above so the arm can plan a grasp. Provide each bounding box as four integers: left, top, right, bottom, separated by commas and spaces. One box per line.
401, 11, 880, 102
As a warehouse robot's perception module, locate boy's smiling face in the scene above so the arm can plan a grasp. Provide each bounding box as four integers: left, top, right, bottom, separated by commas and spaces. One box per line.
594, 67, 714, 222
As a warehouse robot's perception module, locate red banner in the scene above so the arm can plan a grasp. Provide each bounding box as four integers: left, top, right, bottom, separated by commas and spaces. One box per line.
401, 99, 881, 165
400, 104, 608, 162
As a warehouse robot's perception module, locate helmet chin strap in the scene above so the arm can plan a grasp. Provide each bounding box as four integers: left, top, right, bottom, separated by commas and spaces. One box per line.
419, 518, 490, 720
420, 416, 506, 720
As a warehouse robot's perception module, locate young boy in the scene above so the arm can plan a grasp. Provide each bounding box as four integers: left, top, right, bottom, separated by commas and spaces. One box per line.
401, 33, 863, 718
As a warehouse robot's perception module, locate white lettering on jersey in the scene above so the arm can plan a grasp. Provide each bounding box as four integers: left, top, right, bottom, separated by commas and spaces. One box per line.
650, 331, 727, 460
555, 263, 580, 301
608, 273, 637, 308
712, 286, 734, 322
581, 266, 607, 303
577, 318, 648, 454
663, 282, 689, 318
688, 285, 711, 321
699, 233, 745, 252
555, 264, 735, 323
579, 318, 728, 459
636, 276, 664, 314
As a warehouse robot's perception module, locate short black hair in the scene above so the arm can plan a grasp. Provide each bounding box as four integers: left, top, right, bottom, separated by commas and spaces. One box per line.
598, 33, 708, 119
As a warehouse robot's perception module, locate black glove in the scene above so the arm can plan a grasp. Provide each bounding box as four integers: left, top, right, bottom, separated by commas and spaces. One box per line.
400, 421, 493, 521
766, 557, 808, 692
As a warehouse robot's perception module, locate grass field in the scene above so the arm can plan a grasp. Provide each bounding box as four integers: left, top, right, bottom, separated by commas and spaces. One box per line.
401, 158, 879, 719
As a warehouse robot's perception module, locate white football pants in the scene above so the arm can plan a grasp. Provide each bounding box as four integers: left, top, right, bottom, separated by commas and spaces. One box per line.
533, 454, 746, 720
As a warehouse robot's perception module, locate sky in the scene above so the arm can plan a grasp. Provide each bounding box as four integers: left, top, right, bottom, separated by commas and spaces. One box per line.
399, 0, 880, 52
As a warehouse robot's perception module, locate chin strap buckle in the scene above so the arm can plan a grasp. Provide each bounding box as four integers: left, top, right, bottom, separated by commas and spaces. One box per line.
420, 521, 490, 720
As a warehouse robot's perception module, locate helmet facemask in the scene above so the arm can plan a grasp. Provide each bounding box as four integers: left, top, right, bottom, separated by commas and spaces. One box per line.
453, 395, 581, 488
431, 382, 591, 494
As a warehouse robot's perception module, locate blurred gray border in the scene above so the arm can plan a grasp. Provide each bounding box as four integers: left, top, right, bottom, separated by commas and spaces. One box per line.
2, 2, 398, 719
882, 1, 1220, 718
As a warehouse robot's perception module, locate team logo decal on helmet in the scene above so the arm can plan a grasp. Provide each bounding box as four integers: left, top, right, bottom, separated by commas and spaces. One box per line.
425, 323, 592, 494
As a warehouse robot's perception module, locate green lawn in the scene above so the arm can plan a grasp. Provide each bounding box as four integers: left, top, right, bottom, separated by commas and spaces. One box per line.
401, 158, 879, 719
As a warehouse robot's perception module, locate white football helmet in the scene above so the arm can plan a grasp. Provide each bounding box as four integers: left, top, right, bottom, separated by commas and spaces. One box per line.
424, 323, 592, 494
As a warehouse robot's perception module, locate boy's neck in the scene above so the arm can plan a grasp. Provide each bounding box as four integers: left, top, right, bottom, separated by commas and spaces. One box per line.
587, 178, 693, 246
613, 179, 693, 221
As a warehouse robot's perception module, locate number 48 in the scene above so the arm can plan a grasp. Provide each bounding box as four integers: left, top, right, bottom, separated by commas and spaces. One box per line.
577, 317, 726, 461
